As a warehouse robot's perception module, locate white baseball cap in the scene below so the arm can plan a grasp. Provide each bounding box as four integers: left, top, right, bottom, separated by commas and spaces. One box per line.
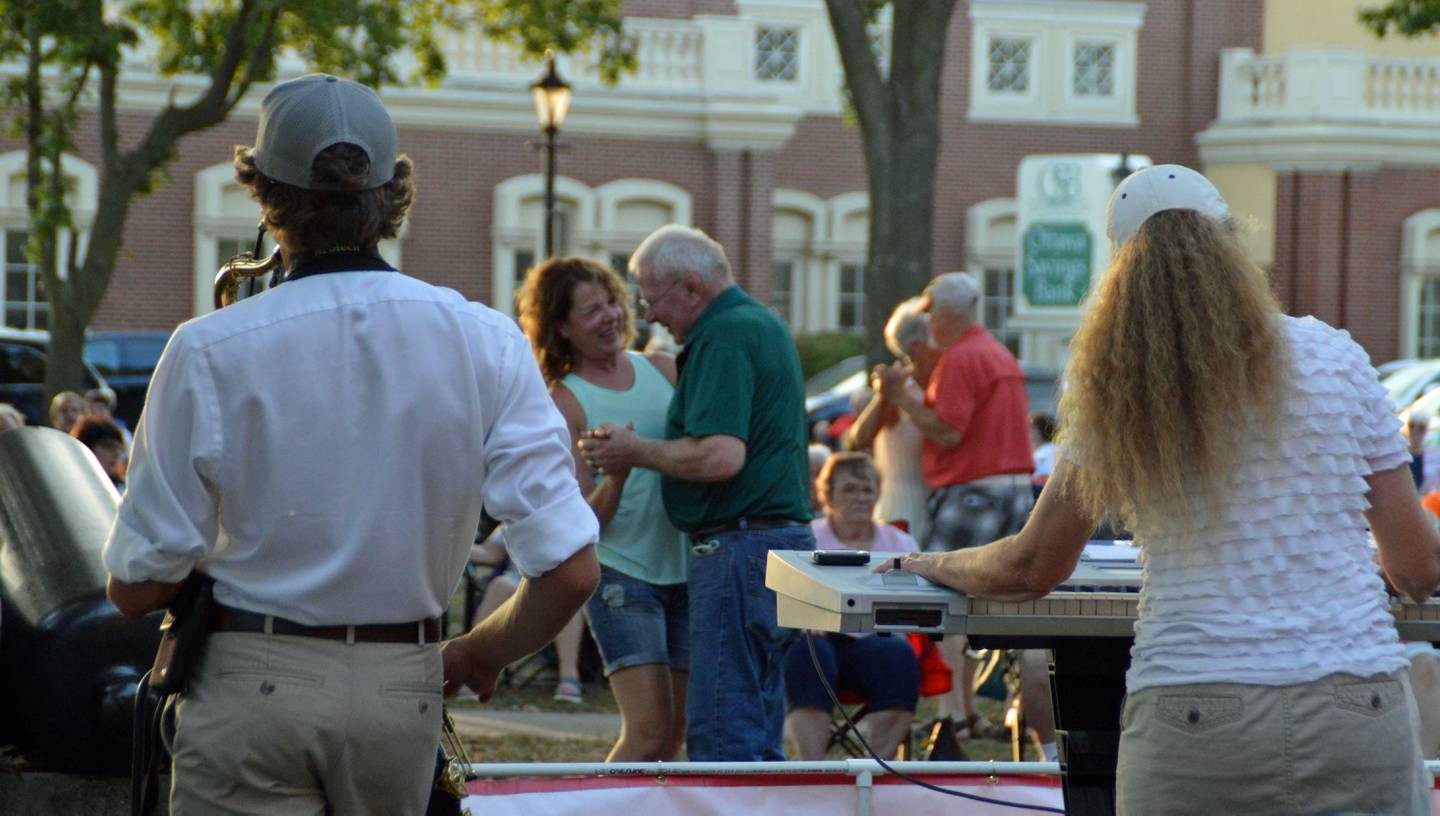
1104, 164, 1229, 246
252, 74, 397, 191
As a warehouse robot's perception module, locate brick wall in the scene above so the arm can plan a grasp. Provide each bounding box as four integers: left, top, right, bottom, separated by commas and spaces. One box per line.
1275, 167, 1440, 362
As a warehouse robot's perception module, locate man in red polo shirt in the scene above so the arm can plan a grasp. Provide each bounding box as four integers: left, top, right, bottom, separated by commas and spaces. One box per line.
878, 271, 1054, 761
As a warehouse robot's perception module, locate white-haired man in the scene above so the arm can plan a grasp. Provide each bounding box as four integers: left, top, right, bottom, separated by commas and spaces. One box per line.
847, 296, 939, 546
877, 272, 1054, 759
579, 224, 813, 761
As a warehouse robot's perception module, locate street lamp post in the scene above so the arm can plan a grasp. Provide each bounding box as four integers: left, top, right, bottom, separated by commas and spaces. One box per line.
1111, 148, 1134, 187
531, 50, 573, 259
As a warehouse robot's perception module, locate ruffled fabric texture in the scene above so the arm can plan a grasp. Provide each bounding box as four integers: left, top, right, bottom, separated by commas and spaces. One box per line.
1119, 315, 1410, 691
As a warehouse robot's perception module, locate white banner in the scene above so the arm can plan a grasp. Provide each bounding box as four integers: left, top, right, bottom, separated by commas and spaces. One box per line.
463, 774, 1065, 815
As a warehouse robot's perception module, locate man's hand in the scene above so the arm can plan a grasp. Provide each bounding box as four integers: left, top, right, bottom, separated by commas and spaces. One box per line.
876, 363, 911, 403
106, 576, 184, 620
578, 422, 638, 476
441, 634, 505, 701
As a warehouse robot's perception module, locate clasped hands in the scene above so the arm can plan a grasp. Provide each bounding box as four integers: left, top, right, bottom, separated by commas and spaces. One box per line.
577, 421, 638, 477
872, 361, 912, 403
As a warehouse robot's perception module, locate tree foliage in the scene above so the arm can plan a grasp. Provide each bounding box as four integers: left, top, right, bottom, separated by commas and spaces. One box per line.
1360, 0, 1440, 37
0, 0, 630, 400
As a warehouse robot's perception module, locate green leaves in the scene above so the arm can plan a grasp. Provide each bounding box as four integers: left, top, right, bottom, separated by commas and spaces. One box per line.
1360, 0, 1440, 37
475, 0, 633, 85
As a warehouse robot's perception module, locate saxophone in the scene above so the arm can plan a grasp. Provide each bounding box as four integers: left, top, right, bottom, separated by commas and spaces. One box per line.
212, 223, 284, 310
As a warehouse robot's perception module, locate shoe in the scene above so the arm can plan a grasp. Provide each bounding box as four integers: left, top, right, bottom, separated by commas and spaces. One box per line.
552, 677, 582, 704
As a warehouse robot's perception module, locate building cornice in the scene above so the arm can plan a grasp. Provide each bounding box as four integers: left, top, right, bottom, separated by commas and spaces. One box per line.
1198, 121, 1440, 172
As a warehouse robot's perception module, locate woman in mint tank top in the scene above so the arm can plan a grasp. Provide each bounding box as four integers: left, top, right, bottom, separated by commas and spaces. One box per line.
518, 257, 690, 762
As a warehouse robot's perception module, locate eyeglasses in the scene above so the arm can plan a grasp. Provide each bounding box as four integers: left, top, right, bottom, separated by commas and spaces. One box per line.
636, 279, 682, 315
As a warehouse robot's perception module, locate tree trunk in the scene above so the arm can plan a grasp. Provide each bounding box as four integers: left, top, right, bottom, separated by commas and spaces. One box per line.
826, 0, 955, 367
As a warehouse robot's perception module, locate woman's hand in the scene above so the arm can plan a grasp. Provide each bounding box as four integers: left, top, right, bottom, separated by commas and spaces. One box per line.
873, 551, 938, 581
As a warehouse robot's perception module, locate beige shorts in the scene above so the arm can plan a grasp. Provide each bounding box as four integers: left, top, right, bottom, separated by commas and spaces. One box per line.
1116, 670, 1430, 815
166, 632, 443, 816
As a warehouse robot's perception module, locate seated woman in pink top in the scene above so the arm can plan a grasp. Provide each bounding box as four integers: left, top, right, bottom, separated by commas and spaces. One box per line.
812, 452, 921, 553
785, 453, 920, 759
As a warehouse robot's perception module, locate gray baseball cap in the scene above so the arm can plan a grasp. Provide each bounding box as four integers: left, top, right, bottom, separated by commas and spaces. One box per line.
252, 73, 397, 191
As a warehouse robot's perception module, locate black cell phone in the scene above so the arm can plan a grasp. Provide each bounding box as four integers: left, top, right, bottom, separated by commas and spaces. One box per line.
811, 550, 870, 566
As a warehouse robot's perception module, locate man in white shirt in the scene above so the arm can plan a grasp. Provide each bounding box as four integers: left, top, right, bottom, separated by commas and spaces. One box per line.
102, 74, 598, 815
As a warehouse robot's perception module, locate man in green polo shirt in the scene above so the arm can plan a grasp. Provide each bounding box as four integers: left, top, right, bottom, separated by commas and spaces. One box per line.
579, 224, 813, 761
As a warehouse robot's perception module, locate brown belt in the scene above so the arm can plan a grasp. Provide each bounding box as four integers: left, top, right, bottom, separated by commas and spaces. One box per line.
210, 604, 442, 644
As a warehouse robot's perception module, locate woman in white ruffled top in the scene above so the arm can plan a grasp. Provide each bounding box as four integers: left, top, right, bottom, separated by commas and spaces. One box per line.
886, 165, 1440, 814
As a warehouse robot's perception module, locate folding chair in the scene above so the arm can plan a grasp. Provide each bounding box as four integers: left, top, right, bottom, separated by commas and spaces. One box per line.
828, 633, 954, 759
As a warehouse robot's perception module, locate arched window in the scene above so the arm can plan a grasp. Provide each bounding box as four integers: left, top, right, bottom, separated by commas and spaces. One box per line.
491, 174, 595, 316
0, 151, 97, 329
492, 176, 693, 317
828, 192, 869, 335
1402, 209, 1440, 358
772, 189, 826, 330
595, 179, 693, 277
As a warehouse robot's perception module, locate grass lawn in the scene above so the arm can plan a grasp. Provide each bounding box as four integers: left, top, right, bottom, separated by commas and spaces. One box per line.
453, 681, 1029, 764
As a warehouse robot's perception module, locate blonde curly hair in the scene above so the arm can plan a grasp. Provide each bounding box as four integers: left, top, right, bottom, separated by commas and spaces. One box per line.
1058, 210, 1289, 538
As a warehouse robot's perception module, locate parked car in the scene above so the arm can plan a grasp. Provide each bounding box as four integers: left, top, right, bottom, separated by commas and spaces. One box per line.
805, 355, 865, 397
84, 331, 171, 429
1377, 357, 1422, 378
1381, 359, 1440, 412
0, 328, 110, 427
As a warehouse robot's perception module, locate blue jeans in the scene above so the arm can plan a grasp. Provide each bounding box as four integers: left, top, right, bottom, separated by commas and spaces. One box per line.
685, 525, 815, 762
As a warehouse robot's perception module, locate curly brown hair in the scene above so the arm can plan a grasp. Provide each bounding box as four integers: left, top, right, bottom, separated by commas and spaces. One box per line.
517, 257, 635, 384
1058, 210, 1288, 540
233, 143, 414, 255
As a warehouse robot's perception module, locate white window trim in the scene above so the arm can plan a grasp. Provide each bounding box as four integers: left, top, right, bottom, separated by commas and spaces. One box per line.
965, 197, 1028, 359
0, 150, 97, 284
595, 179, 693, 247
1401, 208, 1440, 359
492, 175, 693, 317
772, 188, 827, 331
825, 192, 869, 334
754, 24, 803, 83
968, 0, 1143, 128
734, 0, 851, 114
492, 174, 596, 316
977, 31, 1041, 107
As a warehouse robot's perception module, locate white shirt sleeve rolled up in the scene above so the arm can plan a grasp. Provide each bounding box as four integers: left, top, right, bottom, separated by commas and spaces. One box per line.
483, 329, 599, 579
102, 330, 222, 584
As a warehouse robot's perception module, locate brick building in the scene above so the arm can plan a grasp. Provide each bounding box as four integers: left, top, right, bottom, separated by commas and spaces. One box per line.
6, 1, 1431, 367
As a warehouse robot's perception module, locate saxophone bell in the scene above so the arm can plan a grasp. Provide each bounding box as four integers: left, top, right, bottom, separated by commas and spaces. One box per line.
213, 247, 284, 311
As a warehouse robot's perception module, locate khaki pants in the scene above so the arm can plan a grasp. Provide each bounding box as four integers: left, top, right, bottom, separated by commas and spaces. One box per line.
1117, 670, 1430, 815
167, 632, 443, 816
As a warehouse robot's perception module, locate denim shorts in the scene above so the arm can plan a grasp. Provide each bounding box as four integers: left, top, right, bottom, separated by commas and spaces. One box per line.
583, 564, 689, 676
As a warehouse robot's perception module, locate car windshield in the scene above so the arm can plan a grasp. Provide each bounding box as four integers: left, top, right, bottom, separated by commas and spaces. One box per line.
1384, 362, 1440, 410
86, 336, 167, 378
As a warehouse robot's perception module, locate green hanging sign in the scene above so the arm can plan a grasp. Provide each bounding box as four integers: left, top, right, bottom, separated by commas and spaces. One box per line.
1021, 223, 1092, 307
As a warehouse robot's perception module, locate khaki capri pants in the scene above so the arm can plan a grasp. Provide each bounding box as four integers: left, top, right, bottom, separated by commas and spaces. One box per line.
1117, 670, 1430, 815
